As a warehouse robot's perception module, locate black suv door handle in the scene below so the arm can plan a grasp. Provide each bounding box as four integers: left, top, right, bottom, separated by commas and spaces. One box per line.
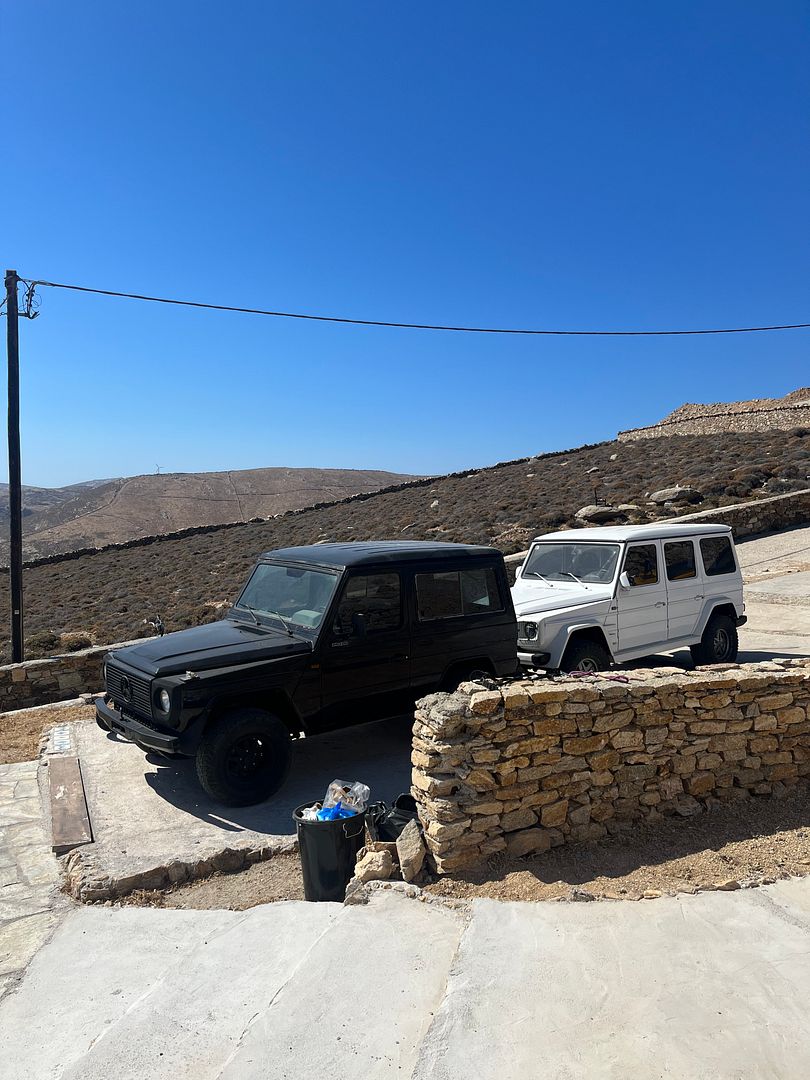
391, 653, 409, 662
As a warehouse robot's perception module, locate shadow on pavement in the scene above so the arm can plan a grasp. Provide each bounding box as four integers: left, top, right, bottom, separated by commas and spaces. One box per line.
139, 714, 414, 836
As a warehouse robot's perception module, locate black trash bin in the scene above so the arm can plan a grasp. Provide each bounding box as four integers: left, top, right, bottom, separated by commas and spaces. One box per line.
293, 803, 367, 902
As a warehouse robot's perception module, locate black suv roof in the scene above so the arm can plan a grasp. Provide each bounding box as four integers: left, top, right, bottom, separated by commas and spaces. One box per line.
260, 541, 501, 570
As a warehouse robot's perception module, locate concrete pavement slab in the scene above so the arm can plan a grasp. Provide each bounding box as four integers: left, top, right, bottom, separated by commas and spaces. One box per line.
0, 892, 461, 1080
0, 906, 237, 1080
70, 711, 412, 895
5, 885, 810, 1078
413, 884, 810, 1080
0, 760, 62, 994
218, 890, 464, 1080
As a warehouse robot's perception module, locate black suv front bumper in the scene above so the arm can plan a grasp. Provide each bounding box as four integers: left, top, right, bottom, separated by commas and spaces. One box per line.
96, 696, 183, 755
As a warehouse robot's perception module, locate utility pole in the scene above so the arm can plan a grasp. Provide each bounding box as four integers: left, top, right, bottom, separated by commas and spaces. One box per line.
5, 270, 24, 662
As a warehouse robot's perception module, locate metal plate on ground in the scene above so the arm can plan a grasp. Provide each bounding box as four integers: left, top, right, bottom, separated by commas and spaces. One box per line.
49, 755, 93, 855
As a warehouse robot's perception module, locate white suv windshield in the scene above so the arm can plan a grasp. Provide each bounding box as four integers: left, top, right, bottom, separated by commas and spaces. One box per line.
235, 563, 339, 631
523, 542, 620, 584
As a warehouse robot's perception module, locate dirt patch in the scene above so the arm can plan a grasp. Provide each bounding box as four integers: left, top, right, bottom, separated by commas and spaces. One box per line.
0, 701, 95, 764
120, 851, 305, 909
117, 791, 810, 909
425, 788, 810, 902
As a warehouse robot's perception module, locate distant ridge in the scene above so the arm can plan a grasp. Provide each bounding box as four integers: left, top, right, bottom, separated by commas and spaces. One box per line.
0, 466, 418, 561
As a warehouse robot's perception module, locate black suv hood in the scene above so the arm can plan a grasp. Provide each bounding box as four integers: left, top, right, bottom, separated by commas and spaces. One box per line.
110, 619, 312, 677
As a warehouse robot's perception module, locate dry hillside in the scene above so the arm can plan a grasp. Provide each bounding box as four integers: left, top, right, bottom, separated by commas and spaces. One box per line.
0, 427, 807, 660
0, 467, 416, 561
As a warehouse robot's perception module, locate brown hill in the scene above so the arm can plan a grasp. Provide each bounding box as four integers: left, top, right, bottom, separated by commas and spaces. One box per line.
1, 426, 807, 661
0, 467, 417, 561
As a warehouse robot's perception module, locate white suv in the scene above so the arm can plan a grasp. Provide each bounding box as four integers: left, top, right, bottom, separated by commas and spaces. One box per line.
512, 523, 746, 672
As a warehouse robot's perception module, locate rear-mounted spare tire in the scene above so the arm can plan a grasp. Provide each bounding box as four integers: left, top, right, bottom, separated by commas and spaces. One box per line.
195, 707, 292, 806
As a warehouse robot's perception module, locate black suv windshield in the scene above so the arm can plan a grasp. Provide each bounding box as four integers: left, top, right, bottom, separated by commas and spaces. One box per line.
234, 563, 340, 632
523, 542, 620, 584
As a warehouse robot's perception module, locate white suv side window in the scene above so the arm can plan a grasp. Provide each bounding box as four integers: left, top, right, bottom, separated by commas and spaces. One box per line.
700, 536, 737, 576
664, 541, 697, 581
623, 544, 659, 587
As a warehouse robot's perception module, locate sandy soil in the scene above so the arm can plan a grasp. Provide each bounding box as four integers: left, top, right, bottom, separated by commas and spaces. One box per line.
0, 701, 96, 764
121, 852, 306, 909
119, 789, 810, 908
426, 788, 810, 902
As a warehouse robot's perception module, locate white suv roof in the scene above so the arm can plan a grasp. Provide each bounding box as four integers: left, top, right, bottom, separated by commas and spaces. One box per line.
531, 523, 732, 543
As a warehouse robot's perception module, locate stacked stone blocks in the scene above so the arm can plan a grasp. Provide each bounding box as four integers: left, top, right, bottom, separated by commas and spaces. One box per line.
411, 660, 810, 873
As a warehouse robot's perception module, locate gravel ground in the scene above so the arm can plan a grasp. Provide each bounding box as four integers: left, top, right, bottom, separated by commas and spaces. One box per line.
118, 788, 810, 908
737, 524, 810, 583
0, 701, 96, 764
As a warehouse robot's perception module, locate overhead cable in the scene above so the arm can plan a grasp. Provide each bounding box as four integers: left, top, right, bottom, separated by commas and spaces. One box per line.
28, 278, 810, 336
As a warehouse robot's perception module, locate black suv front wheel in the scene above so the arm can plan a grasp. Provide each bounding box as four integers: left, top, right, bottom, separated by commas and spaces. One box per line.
196, 708, 292, 806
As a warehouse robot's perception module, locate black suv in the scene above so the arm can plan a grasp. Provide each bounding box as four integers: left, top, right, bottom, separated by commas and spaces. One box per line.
97, 542, 517, 805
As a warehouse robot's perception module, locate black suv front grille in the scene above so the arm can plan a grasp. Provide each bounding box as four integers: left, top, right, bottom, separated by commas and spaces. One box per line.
106, 664, 152, 721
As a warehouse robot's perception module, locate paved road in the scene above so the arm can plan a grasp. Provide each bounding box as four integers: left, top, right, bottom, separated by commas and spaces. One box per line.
3, 882, 810, 1079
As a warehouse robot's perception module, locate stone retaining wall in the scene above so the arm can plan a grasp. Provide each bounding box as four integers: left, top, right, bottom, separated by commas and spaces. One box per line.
618, 393, 810, 441
0, 639, 144, 713
669, 489, 810, 538
411, 660, 810, 873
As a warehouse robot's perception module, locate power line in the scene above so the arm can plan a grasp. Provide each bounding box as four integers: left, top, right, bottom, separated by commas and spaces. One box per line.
28, 278, 810, 336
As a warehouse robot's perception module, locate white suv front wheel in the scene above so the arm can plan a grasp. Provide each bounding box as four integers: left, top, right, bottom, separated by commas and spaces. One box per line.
560, 638, 611, 673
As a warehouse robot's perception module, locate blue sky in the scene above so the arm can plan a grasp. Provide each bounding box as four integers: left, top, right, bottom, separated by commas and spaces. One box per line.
3, 2, 809, 487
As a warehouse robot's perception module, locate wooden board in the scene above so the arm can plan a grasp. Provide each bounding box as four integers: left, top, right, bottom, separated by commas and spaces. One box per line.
49, 755, 93, 855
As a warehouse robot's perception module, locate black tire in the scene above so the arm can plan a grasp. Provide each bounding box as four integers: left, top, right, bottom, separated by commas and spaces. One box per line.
690, 614, 739, 666
195, 708, 292, 806
440, 662, 494, 692
560, 638, 611, 673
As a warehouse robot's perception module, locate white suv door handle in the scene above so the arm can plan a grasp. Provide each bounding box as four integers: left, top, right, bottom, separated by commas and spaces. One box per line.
694, 595, 704, 600
655, 601, 667, 608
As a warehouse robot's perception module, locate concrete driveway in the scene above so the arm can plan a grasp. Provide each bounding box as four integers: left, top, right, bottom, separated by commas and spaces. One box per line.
3, 881, 810, 1079
64, 712, 413, 895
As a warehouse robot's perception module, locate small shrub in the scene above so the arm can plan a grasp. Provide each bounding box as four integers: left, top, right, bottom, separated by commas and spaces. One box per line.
25, 630, 61, 658
59, 631, 93, 652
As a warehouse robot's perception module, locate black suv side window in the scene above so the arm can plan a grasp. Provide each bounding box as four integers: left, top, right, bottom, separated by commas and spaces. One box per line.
333, 573, 402, 635
416, 567, 503, 621
624, 544, 659, 586
664, 541, 696, 581
700, 536, 736, 576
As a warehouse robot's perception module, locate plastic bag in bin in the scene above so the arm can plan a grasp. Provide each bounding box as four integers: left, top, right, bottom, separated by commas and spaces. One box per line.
321, 779, 370, 813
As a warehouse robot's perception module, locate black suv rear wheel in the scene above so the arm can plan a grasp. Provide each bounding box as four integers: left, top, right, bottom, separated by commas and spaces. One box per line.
196, 708, 291, 806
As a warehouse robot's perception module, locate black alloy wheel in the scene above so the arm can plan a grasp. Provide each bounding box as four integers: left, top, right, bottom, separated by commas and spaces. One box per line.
196, 707, 292, 806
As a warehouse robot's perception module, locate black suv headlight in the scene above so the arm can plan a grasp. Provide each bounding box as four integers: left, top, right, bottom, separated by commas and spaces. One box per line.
155, 688, 172, 714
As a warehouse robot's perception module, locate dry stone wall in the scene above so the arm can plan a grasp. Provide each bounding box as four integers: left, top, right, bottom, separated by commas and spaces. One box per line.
618, 389, 810, 441
411, 660, 810, 873
669, 488, 810, 538
0, 639, 144, 713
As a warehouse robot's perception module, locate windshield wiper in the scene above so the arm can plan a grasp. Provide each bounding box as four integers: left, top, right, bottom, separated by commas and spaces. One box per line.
266, 610, 295, 636
238, 605, 261, 625
558, 571, 583, 584
524, 571, 552, 585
